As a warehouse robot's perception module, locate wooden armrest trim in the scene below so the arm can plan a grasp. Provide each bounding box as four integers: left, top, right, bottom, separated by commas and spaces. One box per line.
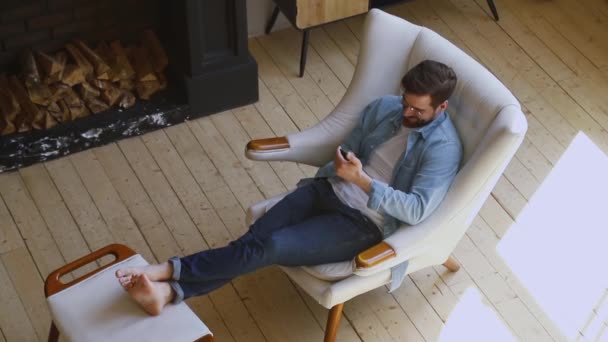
45, 243, 136, 297
247, 137, 289, 151
355, 241, 396, 268
194, 334, 215, 342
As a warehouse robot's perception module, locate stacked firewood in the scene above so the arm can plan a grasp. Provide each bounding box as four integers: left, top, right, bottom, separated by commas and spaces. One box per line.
0, 29, 168, 136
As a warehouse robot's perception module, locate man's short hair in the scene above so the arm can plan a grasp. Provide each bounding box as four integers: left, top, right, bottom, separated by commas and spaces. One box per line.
401, 60, 457, 108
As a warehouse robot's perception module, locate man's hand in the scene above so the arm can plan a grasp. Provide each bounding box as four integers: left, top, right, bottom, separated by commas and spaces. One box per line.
335, 147, 373, 193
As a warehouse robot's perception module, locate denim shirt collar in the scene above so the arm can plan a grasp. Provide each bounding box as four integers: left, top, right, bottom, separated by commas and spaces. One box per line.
390, 109, 448, 140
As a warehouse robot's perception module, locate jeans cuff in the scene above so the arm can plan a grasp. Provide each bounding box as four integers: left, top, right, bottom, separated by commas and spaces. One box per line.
168, 256, 181, 281
168, 280, 185, 304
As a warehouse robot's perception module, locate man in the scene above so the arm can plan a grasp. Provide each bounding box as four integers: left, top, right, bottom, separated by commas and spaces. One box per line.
116, 60, 463, 316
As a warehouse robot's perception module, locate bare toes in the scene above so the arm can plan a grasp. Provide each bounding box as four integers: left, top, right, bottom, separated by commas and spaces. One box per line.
118, 276, 132, 287
116, 268, 139, 278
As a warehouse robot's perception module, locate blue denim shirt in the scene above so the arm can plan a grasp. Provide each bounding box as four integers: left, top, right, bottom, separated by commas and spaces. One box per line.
316, 95, 463, 238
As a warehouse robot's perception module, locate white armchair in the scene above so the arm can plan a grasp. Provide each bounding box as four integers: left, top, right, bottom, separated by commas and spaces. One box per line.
245, 9, 527, 342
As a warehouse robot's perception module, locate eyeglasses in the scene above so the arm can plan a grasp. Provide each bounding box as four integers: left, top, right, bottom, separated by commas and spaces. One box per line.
401, 95, 425, 117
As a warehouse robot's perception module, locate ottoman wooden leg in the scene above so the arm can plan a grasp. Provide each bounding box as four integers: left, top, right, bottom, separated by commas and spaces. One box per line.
48, 321, 59, 342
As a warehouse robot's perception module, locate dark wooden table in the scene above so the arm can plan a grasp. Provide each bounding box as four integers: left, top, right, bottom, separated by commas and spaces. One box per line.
265, 0, 498, 77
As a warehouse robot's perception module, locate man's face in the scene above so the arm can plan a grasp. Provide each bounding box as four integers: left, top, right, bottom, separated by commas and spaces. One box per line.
401, 93, 447, 128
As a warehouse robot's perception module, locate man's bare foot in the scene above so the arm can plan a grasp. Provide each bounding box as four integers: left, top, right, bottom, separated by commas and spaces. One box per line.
116, 262, 173, 289
126, 274, 175, 316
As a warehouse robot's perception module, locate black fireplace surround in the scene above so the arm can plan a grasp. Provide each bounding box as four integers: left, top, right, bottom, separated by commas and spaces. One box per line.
0, 0, 258, 172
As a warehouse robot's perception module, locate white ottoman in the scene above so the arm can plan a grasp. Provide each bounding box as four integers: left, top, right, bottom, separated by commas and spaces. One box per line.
45, 244, 213, 342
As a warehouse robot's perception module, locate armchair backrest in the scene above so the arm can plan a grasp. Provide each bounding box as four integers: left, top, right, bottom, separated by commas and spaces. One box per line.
406, 29, 520, 164
288, 9, 522, 167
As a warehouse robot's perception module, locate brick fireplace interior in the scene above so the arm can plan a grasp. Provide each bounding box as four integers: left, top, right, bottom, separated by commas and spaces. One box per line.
0, 0, 258, 172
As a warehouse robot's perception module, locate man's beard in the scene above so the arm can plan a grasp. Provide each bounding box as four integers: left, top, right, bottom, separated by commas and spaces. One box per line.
402, 116, 432, 128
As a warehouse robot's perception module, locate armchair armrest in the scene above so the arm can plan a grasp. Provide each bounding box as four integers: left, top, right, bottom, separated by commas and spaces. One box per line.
246, 137, 290, 152
244, 11, 424, 167
352, 221, 435, 277
355, 241, 396, 268
245, 125, 340, 166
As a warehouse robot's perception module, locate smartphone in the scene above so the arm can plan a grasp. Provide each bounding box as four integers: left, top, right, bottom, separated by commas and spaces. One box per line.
339, 148, 350, 160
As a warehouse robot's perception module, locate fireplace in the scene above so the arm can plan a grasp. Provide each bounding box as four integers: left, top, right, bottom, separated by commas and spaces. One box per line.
0, 0, 258, 172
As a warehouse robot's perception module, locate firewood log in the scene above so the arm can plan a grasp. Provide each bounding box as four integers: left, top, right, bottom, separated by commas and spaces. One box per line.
0, 118, 17, 135
9, 75, 41, 132
0, 80, 17, 134
101, 87, 122, 107
0, 109, 17, 135
91, 79, 122, 106
46, 101, 67, 126
109, 41, 136, 80
48, 84, 69, 103
73, 39, 112, 80
101, 87, 122, 106
78, 81, 101, 99
84, 96, 109, 114
47, 51, 68, 84
62, 87, 81, 108
62, 64, 86, 86
47, 111, 63, 123
47, 101, 60, 113
57, 99, 71, 122
61, 87, 89, 119
118, 78, 134, 91
44, 110, 58, 129
90, 79, 111, 90
20, 49, 40, 86
65, 43, 94, 77
0, 118, 16, 135
119, 90, 136, 109
35, 50, 63, 84
0, 74, 20, 124
142, 30, 168, 73
130, 46, 157, 82
26, 82, 52, 106
96, 41, 121, 82
135, 80, 160, 100
69, 102, 90, 119
31, 105, 46, 130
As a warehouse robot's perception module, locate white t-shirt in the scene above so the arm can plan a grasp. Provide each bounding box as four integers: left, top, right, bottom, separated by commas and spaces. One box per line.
330, 125, 412, 228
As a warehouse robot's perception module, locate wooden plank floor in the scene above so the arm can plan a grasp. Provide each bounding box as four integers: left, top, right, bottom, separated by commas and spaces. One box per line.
1, 0, 607, 340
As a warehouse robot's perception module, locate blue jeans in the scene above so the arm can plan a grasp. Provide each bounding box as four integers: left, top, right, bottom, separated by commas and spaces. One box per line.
168, 178, 383, 302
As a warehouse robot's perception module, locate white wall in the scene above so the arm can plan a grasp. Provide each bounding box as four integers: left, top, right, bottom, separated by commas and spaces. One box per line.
246, 0, 291, 37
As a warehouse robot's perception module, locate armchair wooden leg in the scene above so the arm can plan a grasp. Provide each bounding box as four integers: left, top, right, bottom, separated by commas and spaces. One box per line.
324, 303, 344, 342
443, 256, 460, 272
48, 321, 59, 342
